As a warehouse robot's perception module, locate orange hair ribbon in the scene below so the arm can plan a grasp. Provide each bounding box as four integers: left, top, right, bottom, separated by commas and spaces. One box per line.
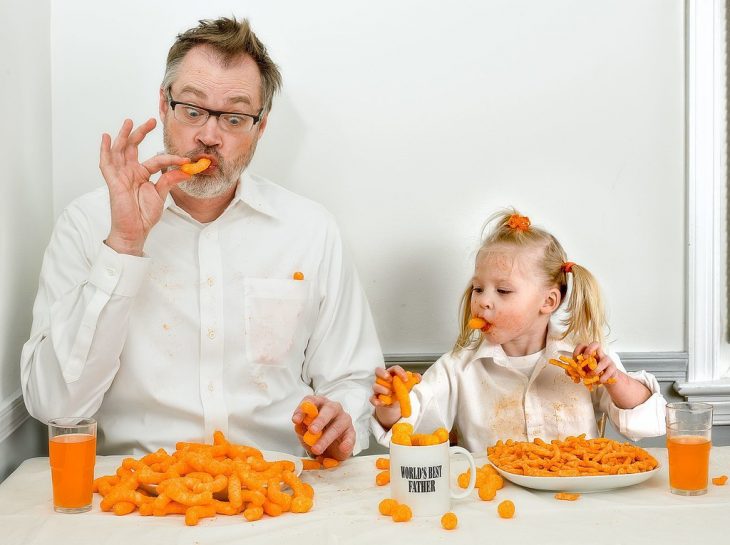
506, 214, 531, 231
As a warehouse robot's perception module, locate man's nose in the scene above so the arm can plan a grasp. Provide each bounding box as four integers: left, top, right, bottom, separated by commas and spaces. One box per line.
195, 116, 223, 148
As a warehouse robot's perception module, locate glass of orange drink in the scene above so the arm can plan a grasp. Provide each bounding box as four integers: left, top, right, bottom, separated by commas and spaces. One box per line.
665, 402, 713, 496
48, 417, 97, 513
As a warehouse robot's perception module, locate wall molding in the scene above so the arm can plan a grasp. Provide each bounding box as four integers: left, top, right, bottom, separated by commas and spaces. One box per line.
0, 391, 30, 445
385, 351, 688, 382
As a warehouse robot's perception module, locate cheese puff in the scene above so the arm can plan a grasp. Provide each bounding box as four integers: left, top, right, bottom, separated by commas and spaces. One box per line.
227, 444, 263, 460
391, 433, 412, 446
379, 498, 398, 515
185, 472, 214, 483
322, 458, 339, 469
262, 499, 283, 517
241, 490, 267, 507
139, 502, 154, 516
281, 470, 308, 498
301, 458, 322, 470
497, 500, 515, 519
213, 430, 228, 446
300, 401, 319, 420
243, 504, 264, 521
554, 492, 580, 501
486, 473, 504, 490
457, 471, 471, 489
93, 475, 120, 495
291, 496, 314, 513
392, 376, 412, 418
211, 499, 240, 515
441, 512, 458, 530
713, 475, 728, 485
391, 422, 414, 436
468, 317, 487, 329
303, 429, 322, 447
434, 428, 450, 444
193, 474, 228, 494
180, 158, 211, 176
227, 474, 243, 509
301, 482, 315, 499
140, 448, 170, 466
391, 504, 412, 522
375, 457, 390, 470
267, 478, 292, 512
478, 485, 496, 501
100, 488, 149, 512
377, 395, 393, 405
112, 502, 136, 516
376, 470, 390, 486
185, 504, 217, 526
376, 377, 393, 389
151, 493, 172, 516
154, 500, 188, 517
165, 483, 213, 507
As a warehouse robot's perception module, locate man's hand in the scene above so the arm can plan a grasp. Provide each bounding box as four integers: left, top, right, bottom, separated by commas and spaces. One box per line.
100, 118, 190, 256
292, 395, 356, 461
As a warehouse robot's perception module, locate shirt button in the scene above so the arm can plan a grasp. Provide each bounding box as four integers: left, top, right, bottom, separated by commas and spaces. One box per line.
208, 382, 215, 392
105, 267, 117, 277
207, 276, 215, 287
208, 328, 216, 340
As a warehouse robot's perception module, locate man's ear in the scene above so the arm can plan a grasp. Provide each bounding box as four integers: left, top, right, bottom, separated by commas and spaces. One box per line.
159, 88, 168, 119
540, 287, 561, 315
256, 112, 269, 139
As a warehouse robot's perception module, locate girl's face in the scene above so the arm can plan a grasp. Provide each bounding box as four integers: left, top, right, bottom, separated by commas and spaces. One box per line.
470, 244, 559, 355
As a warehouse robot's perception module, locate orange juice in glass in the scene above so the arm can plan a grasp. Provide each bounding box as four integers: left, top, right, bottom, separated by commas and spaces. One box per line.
48, 417, 97, 513
665, 402, 712, 496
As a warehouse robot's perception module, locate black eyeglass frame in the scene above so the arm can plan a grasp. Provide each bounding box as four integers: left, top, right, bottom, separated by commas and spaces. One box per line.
166, 89, 263, 129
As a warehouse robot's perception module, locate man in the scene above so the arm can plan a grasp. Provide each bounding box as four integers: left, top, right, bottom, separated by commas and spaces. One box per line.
20, 17, 382, 460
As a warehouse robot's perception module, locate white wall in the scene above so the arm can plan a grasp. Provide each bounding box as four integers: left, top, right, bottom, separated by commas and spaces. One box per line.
0, 0, 53, 476
51, 0, 685, 356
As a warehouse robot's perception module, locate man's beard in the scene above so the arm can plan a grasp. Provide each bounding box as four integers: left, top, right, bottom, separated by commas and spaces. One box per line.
163, 125, 257, 199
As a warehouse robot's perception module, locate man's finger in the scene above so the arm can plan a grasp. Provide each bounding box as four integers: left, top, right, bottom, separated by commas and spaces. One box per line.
142, 154, 191, 176
154, 170, 190, 201
127, 118, 157, 148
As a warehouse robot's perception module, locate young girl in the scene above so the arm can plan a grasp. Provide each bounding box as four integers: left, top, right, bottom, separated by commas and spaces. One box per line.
370, 210, 666, 452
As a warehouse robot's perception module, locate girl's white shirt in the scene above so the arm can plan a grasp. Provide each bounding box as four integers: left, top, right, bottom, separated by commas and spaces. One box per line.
372, 328, 667, 453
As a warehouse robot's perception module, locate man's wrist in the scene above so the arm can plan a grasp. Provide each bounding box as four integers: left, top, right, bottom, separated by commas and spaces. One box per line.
105, 235, 144, 257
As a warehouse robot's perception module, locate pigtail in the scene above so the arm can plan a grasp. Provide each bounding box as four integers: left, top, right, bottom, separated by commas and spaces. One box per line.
453, 283, 481, 353
560, 263, 607, 346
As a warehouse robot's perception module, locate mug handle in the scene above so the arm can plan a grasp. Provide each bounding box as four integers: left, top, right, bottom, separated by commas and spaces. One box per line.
449, 446, 476, 499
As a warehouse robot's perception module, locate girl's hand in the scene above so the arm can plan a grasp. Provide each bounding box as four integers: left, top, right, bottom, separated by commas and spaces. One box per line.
573, 342, 651, 409
369, 366, 410, 430
573, 342, 621, 385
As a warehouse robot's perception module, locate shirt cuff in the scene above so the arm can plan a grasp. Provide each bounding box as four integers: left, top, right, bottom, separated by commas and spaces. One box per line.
607, 370, 667, 440
88, 243, 152, 297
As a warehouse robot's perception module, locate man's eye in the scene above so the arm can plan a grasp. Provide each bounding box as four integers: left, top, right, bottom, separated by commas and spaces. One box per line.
225, 115, 243, 126
184, 107, 202, 118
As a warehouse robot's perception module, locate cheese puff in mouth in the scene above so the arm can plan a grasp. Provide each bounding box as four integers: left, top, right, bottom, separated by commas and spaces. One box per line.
180, 157, 212, 175
467, 317, 492, 332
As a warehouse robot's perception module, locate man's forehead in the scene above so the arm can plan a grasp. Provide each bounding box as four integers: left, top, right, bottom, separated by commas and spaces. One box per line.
173, 46, 261, 106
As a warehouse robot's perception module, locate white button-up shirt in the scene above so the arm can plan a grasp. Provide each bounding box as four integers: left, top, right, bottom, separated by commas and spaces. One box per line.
372, 332, 666, 453
21, 172, 383, 456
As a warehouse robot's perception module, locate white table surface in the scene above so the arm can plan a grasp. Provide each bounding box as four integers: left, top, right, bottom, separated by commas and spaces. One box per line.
0, 448, 728, 545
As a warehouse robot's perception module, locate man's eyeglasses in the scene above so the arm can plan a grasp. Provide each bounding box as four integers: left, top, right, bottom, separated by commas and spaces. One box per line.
167, 90, 263, 133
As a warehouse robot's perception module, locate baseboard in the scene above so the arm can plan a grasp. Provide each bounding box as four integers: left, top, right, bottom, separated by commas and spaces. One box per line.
385, 351, 689, 383
0, 390, 30, 444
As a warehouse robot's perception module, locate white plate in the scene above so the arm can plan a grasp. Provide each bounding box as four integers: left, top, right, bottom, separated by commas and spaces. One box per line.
138, 449, 302, 496
492, 464, 661, 493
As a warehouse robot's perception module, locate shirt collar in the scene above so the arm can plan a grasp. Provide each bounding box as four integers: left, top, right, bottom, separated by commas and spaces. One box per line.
466, 319, 574, 365
162, 169, 278, 219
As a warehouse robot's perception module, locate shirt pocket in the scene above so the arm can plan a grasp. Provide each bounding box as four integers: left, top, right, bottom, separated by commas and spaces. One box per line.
243, 277, 316, 368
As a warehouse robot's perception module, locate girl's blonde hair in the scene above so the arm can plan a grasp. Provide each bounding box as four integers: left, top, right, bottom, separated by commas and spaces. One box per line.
453, 208, 607, 353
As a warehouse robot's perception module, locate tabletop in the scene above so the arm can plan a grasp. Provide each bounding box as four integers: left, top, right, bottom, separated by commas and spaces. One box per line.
0, 448, 728, 545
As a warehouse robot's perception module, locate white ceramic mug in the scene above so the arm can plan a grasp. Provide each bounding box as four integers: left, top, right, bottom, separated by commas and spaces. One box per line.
389, 441, 476, 516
